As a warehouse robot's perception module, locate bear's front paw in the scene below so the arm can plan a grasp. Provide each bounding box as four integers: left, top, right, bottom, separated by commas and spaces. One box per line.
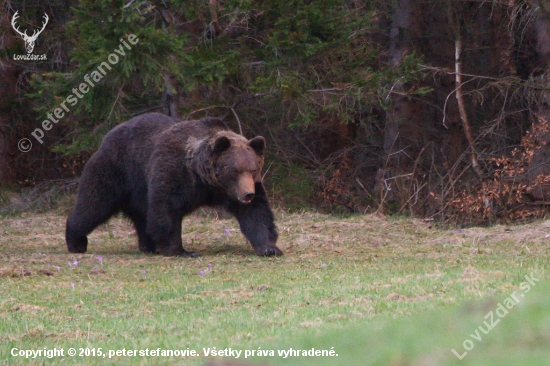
257, 246, 283, 257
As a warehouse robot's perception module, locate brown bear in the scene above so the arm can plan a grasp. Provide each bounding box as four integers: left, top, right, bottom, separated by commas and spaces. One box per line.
65, 112, 282, 257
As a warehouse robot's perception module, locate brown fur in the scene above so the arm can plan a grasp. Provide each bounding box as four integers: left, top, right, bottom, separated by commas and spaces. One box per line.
66, 113, 282, 257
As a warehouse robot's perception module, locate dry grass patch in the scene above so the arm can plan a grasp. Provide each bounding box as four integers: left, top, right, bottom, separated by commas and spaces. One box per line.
0, 209, 548, 365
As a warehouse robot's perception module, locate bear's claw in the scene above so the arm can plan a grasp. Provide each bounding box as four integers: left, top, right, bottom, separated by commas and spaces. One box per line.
258, 246, 283, 257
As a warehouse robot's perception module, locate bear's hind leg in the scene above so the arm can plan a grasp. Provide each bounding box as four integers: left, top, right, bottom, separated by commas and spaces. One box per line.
65, 174, 124, 253
146, 209, 199, 257
66, 193, 121, 253
161, 219, 200, 257
136, 222, 157, 254
124, 209, 156, 253
65, 222, 88, 253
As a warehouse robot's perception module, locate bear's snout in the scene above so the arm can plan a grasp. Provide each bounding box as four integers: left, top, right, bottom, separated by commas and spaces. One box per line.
242, 192, 255, 203
237, 188, 255, 204
234, 173, 256, 204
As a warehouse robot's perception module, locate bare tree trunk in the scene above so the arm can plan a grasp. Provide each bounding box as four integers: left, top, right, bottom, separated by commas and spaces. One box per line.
0, 128, 12, 185
495, 1, 516, 76
0, 11, 20, 186
446, 1, 483, 179
526, 7, 550, 200
163, 71, 178, 118
209, 0, 222, 37
454, 41, 483, 178
377, 0, 422, 211
160, 10, 179, 118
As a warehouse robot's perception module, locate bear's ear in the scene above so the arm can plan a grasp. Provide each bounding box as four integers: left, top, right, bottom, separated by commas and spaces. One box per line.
213, 136, 231, 155
249, 136, 265, 155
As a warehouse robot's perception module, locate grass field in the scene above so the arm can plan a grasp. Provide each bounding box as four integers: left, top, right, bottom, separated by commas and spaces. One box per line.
0, 208, 548, 365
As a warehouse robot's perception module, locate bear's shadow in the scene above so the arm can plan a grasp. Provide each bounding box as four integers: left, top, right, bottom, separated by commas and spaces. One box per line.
86, 243, 255, 257
182, 242, 255, 257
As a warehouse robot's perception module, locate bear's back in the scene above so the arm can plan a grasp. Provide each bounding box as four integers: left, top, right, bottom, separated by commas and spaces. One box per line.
88, 113, 178, 186
164, 117, 229, 141
154, 117, 230, 157
103, 112, 177, 151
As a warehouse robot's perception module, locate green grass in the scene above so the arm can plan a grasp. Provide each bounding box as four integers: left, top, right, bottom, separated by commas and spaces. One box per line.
0, 209, 548, 365
269, 279, 550, 366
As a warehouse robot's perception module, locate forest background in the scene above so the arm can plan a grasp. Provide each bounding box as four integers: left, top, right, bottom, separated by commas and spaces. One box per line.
3, 0, 550, 224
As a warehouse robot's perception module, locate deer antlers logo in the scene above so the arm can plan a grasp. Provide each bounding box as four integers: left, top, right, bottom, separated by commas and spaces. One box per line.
11, 11, 49, 54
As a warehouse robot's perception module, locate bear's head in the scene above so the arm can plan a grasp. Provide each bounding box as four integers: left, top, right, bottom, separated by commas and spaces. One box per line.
211, 133, 265, 204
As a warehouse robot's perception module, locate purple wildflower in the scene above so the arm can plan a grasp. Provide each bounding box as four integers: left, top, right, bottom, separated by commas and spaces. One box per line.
97, 255, 103, 264
207, 263, 212, 270
54, 266, 62, 271
71, 283, 75, 290
142, 269, 146, 275
224, 228, 230, 235
458, 228, 463, 234
199, 269, 205, 276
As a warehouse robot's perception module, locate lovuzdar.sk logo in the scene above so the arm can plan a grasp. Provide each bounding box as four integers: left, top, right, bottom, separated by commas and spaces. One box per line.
11, 11, 48, 61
